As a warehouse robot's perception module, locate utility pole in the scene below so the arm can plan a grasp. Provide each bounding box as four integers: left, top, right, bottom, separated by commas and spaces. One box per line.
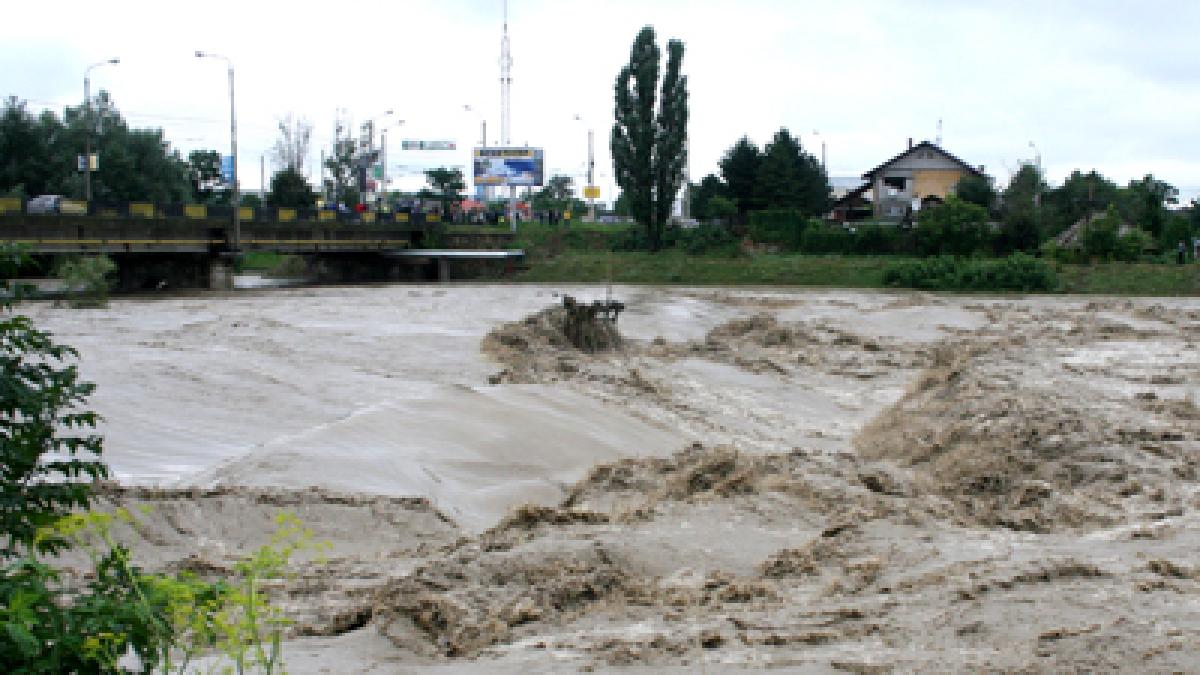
1029, 141, 1042, 207
83, 58, 120, 204
587, 128, 595, 221
500, 0, 516, 231
195, 51, 238, 251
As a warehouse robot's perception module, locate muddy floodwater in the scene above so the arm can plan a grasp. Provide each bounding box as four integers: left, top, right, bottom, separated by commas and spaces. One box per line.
25, 285, 1200, 672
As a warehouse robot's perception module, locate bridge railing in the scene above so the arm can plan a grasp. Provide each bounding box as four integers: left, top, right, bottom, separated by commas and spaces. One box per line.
0, 196, 453, 226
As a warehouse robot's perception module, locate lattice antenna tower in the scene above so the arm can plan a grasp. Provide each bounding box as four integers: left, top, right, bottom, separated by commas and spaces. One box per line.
500, 0, 513, 145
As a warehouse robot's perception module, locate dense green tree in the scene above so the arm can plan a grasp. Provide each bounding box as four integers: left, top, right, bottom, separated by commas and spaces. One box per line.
67, 93, 190, 204
997, 164, 1045, 253
613, 191, 632, 217
266, 167, 318, 208
707, 195, 737, 224
954, 173, 997, 211
531, 175, 583, 218
916, 195, 990, 256
688, 174, 727, 222
1159, 210, 1194, 254
0, 98, 59, 199
719, 136, 762, 217
611, 25, 688, 251
323, 137, 359, 206
1082, 205, 1121, 259
424, 167, 466, 216
1123, 174, 1178, 241
0, 94, 190, 204
756, 128, 829, 216
1045, 170, 1119, 235
187, 149, 225, 204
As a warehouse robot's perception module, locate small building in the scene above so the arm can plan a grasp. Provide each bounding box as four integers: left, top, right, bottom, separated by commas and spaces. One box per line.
836, 140, 985, 221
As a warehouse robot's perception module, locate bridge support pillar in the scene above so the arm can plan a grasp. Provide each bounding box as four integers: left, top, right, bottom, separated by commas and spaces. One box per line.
111, 253, 213, 292
437, 257, 450, 282
208, 260, 234, 290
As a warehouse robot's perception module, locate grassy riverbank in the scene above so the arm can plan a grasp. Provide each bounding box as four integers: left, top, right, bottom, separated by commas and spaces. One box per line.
514, 250, 1200, 295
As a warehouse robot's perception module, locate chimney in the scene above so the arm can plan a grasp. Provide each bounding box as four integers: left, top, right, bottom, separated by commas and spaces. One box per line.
907, 137, 913, 150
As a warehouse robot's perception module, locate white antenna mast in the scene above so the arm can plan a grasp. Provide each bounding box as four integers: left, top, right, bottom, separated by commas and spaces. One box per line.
500, 0, 512, 146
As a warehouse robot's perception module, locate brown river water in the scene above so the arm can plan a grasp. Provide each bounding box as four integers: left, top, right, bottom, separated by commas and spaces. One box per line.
24, 284, 1200, 672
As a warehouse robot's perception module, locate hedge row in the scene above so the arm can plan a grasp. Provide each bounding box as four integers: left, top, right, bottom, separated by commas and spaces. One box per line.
882, 253, 1058, 292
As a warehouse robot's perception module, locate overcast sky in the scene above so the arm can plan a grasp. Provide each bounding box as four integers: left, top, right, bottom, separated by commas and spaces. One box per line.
5, 0, 1199, 203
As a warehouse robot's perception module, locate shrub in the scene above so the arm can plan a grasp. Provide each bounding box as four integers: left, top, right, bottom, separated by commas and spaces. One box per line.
748, 209, 807, 249
883, 253, 1057, 292
915, 196, 991, 256
675, 222, 738, 255
1, 264, 106, 557
799, 223, 855, 254
1082, 205, 1121, 260
1114, 228, 1154, 262
55, 255, 116, 308
0, 243, 305, 673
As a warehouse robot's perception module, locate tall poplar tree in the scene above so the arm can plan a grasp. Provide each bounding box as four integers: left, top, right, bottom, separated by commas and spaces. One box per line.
611, 26, 688, 251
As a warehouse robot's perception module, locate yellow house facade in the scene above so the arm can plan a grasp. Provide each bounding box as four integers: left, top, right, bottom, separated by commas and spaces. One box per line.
863, 140, 984, 219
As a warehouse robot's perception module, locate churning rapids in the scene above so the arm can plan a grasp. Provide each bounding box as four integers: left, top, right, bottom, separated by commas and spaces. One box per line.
25, 284, 1200, 672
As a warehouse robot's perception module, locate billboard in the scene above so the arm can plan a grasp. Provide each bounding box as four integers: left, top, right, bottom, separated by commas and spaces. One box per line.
401, 140, 457, 150
473, 147, 544, 187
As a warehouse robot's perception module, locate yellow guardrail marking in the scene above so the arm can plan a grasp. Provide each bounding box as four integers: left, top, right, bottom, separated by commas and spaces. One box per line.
3, 239, 412, 246
4, 239, 225, 245
240, 240, 412, 245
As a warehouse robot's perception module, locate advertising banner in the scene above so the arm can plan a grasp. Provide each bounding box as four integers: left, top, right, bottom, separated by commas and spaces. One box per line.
472, 147, 544, 187
402, 140, 457, 150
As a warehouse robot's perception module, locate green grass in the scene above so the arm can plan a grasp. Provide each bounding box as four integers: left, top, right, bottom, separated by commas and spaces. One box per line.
515, 250, 1200, 296
239, 251, 286, 271
515, 251, 894, 287
1056, 261, 1200, 295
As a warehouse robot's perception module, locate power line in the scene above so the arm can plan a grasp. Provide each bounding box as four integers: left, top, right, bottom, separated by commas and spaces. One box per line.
7, 95, 275, 130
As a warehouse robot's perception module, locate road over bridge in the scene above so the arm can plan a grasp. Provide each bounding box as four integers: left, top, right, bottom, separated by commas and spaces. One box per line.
0, 211, 519, 289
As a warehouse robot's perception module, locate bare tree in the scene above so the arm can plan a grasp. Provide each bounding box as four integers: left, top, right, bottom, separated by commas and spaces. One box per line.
271, 114, 313, 173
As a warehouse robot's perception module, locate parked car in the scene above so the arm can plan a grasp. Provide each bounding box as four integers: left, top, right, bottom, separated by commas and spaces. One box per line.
26, 195, 87, 215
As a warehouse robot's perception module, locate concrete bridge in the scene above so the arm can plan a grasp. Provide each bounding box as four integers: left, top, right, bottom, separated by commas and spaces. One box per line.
0, 211, 520, 289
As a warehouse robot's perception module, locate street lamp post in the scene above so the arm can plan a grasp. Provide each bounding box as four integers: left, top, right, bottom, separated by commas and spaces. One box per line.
83, 58, 120, 204
360, 110, 394, 205
1029, 141, 1041, 207
573, 115, 596, 221
379, 119, 405, 193
463, 105, 489, 201
195, 51, 238, 251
